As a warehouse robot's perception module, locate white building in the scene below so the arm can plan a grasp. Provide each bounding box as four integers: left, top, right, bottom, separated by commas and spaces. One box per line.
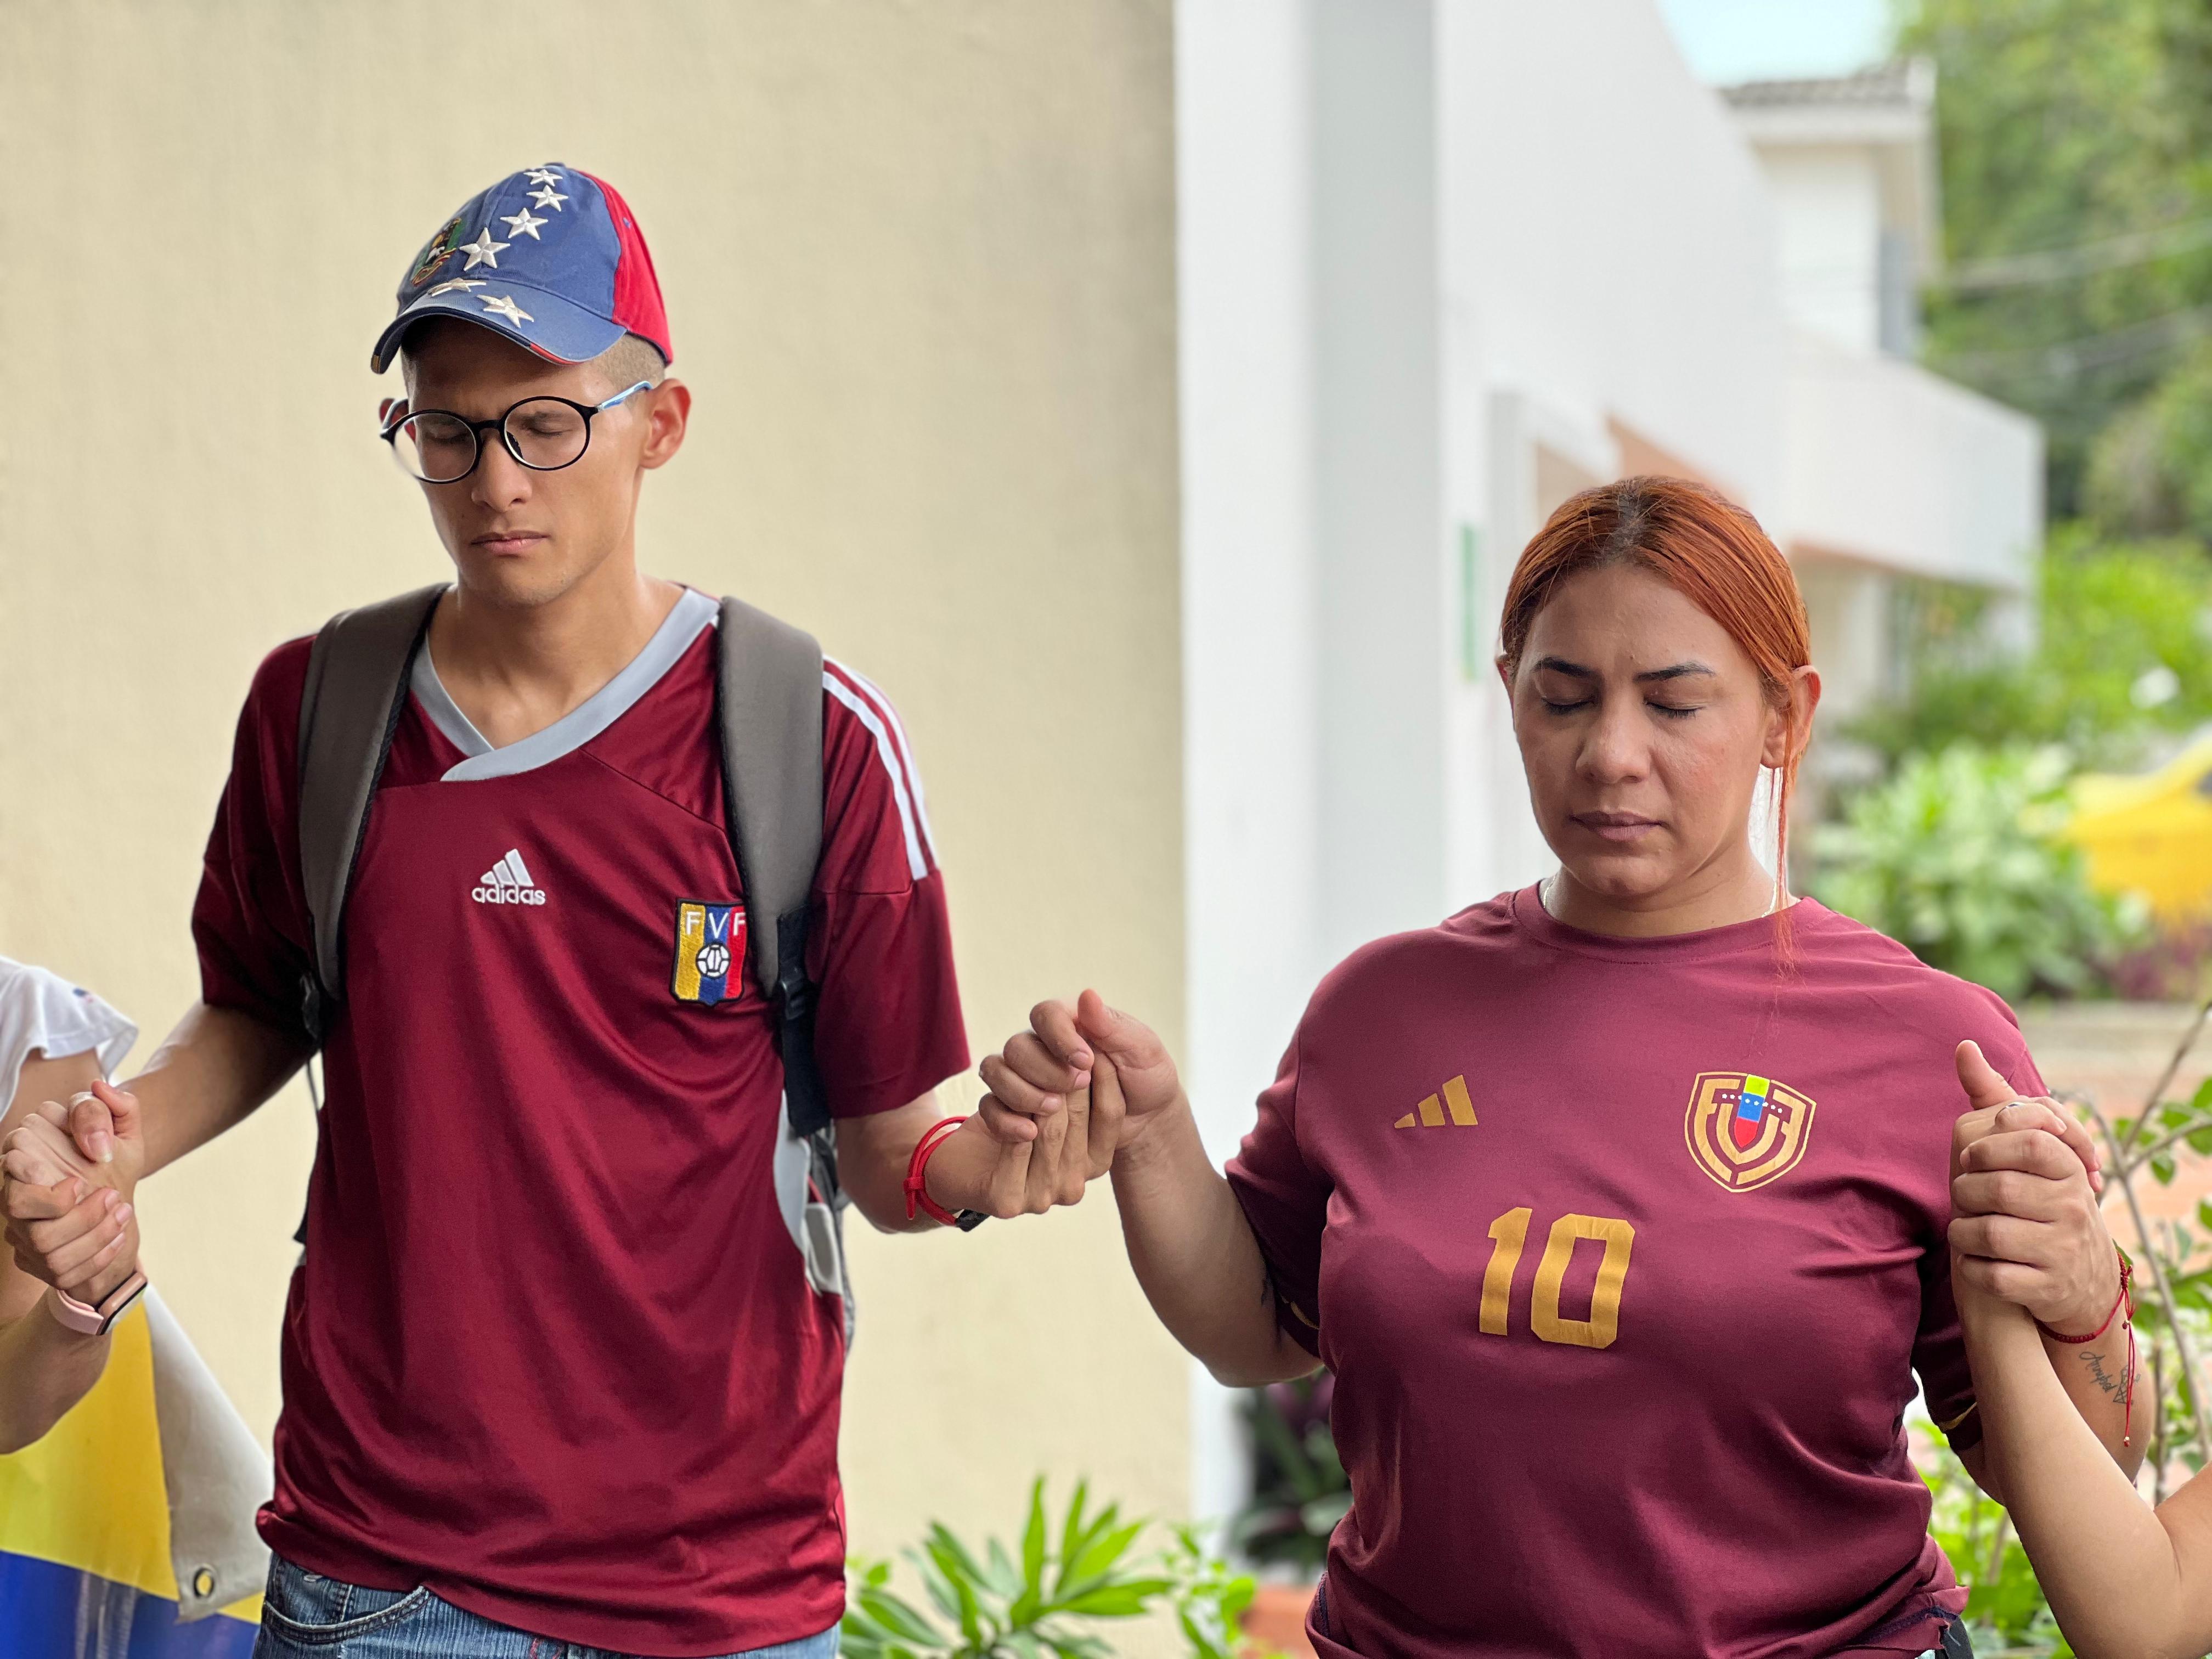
1176, 0, 2043, 1526
1728, 60, 2044, 725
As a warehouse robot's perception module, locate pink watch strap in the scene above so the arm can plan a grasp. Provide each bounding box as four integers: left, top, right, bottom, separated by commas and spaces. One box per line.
44, 1272, 148, 1337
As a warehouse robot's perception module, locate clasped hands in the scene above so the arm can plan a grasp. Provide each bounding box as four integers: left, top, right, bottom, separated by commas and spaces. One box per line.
1948, 1039, 2124, 1338
935, 990, 1184, 1220
2, 1081, 146, 1309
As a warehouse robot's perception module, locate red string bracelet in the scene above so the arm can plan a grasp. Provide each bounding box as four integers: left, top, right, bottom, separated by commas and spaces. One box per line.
2037, 1246, 2136, 1447
904, 1115, 970, 1227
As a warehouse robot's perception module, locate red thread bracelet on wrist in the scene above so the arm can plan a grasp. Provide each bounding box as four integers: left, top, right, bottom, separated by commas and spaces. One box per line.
904, 1115, 970, 1227
2037, 1246, 2136, 1446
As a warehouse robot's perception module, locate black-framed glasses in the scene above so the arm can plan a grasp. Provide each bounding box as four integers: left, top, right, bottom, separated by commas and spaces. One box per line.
379, 381, 652, 483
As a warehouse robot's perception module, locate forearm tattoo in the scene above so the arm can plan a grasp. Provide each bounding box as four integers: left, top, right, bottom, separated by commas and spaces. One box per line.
2081, 1348, 2127, 1401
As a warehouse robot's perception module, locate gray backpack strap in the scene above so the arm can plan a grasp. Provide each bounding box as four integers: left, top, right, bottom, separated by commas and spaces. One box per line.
714, 597, 828, 1135
716, 597, 849, 1335
295, 585, 445, 1040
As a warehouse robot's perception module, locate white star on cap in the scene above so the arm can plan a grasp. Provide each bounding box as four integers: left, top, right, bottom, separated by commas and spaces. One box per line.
528, 184, 569, 212
500, 207, 548, 241
460, 227, 509, 270
524, 167, 565, 187
424, 278, 487, 298
482, 294, 533, 327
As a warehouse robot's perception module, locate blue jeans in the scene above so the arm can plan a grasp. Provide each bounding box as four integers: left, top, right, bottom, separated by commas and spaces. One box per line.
252, 1552, 842, 1659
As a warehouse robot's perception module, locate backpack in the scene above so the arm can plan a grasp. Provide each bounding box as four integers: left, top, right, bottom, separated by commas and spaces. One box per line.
287, 585, 855, 1339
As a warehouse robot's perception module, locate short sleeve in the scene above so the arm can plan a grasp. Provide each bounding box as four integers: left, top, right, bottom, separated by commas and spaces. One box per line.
808, 663, 969, 1118
1226, 1030, 1330, 1357
1913, 1018, 2051, 1453
191, 641, 318, 1033
0, 959, 138, 1101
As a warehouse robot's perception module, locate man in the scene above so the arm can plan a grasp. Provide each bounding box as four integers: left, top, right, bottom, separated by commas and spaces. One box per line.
3, 165, 1101, 1658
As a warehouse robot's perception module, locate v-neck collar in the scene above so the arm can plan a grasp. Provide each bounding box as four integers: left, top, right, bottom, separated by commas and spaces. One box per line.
411, 586, 719, 782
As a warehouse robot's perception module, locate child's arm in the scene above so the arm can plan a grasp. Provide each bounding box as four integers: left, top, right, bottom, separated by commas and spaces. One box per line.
1962, 1280, 2212, 1658
0, 1049, 134, 1452
1953, 1096, 2212, 1658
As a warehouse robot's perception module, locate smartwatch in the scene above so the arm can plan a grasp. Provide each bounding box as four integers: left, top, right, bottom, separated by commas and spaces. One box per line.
44, 1271, 149, 1338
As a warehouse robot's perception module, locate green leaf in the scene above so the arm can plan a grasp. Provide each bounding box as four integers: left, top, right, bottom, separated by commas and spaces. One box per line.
984, 1539, 1024, 1599
2155, 1152, 2179, 1184
1022, 1477, 1049, 1593
1060, 1519, 1146, 1592
1057, 1477, 1092, 1583
921, 1539, 985, 1644
1178, 1608, 1228, 1659
908, 1548, 964, 1624
857, 1588, 942, 1645
1299, 1491, 1352, 1536
1058, 1578, 1175, 1616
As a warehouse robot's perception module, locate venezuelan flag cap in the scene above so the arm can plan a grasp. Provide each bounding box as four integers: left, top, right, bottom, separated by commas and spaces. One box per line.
370, 165, 672, 374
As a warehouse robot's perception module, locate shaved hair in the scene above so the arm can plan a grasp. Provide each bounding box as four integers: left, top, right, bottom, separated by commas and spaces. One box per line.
592, 332, 668, 392
400, 321, 667, 396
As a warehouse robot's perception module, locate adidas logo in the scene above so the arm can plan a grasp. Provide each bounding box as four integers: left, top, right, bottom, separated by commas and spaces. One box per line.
471, 849, 547, 906
1395, 1075, 1477, 1128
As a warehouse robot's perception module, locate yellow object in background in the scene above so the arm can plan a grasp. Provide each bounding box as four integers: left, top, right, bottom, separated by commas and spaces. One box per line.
0, 1293, 267, 1655
2067, 733, 2212, 921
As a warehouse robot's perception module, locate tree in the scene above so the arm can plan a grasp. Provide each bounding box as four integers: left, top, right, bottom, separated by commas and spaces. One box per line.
1899, 0, 2212, 518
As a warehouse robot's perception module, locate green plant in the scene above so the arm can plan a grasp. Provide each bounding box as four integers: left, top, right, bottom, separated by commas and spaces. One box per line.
2067, 997, 2212, 1487
1903, 0, 2212, 513
1233, 1373, 1347, 1575
840, 1478, 1263, 1659
1843, 529, 2212, 772
1814, 743, 2146, 999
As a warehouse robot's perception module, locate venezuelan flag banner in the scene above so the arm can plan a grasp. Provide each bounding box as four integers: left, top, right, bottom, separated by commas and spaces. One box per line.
0, 1289, 267, 1657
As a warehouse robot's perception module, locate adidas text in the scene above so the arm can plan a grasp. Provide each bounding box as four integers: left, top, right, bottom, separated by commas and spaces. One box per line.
472, 884, 547, 905
472, 849, 547, 907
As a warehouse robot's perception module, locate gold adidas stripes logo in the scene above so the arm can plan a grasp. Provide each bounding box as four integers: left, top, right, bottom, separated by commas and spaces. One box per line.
1395, 1075, 1477, 1128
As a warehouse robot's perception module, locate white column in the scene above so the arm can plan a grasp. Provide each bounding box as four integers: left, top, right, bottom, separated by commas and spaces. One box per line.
1176, 0, 1325, 1541
1312, 0, 1450, 961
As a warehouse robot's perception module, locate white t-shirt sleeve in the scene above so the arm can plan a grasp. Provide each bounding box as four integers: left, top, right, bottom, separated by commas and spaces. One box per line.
0, 955, 138, 1105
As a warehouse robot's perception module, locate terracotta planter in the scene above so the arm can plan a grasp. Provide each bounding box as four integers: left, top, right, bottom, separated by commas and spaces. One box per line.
1240, 1581, 1318, 1657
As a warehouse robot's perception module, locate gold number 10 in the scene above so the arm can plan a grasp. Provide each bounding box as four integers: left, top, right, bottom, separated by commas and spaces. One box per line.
1480, 1206, 1636, 1349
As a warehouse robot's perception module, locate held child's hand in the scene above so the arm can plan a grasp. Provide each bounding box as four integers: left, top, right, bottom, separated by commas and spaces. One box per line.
2, 1101, 142, 1302
1948, 1042, 2122, 1336
1949, 1040, 2102, 1194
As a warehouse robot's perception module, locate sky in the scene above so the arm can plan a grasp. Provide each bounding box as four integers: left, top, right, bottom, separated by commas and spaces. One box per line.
1655, 0, 1897, 84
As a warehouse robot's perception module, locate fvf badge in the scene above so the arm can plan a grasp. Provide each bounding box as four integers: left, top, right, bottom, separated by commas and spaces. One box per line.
1684, 1071, 1818, 1193
673, 901, 747, 1007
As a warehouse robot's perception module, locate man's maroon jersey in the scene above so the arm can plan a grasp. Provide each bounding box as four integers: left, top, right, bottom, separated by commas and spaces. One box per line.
193, 590, 968, 1655
1228, 889, 2042, 1659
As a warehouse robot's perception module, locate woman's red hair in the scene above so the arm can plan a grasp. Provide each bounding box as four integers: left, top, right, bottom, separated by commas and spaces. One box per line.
1499, 475, 1813, 934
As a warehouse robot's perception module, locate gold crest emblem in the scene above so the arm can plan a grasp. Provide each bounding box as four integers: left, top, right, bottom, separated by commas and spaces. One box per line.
408, 217, 466, 287
1684, 1071, 1816, 1193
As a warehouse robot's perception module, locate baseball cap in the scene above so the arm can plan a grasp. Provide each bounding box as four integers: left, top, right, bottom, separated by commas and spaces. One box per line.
370, 164, 672, 375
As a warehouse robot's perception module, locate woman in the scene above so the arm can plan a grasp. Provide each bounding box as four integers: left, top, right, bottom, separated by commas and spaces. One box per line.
1949, 1103, 2208, 1658
966, 479, 2136, 1657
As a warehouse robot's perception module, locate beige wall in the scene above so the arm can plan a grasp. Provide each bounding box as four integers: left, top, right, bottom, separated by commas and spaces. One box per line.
0, 0, 1188, 1572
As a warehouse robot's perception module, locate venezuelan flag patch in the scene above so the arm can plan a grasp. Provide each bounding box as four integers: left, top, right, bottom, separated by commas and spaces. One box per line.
673, 901, 747, 1006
